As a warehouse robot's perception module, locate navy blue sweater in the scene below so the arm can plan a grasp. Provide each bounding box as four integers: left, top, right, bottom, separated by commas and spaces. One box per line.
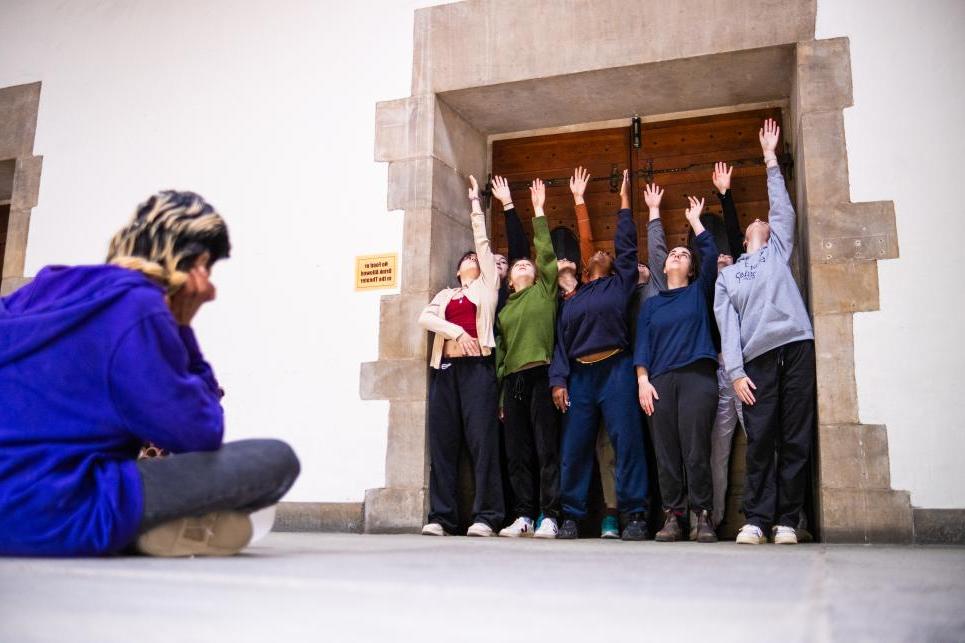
633, 230, 719, 380
548, 207, 638, 389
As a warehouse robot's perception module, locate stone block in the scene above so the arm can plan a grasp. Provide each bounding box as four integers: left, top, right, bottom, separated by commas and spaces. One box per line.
387, 157, 433, 212
377, 293, 431, 361
412, 0, 816, 94
273, 502, 364, 533
2, 207, 31, 278
385, 400, 428, 489
794, 38, 853, 114
364, 486, 426, 534
798, 110, 851, 208
433, 98, 487, 178
359, 358, 428, 401
0, 82, 41, 159
819, 488, 913, 544
374, 95, 434, 163
818, 423, 892, 490
808, 201, 898, 263
913, 509, 965, 545
11, 155, 42, 210
813, 313, 859, 425
810, 261, 879, 314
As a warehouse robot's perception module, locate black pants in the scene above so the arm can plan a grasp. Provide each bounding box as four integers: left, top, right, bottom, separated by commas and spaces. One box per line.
427, 357, 505, 532
136, 439, 300, 532
503, 365, 561, 520
649, 360, 717, 514
742, 340, 816, 530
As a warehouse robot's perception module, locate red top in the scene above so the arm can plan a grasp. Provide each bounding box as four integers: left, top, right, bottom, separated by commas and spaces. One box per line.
445, 293, 478, 339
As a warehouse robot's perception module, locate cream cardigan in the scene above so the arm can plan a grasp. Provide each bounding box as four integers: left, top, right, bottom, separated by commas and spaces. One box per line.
418, 209, 499, 369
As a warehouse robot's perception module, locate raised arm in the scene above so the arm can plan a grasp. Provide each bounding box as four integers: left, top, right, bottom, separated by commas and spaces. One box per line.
644, 183, 668, 291
530, 178, 559, 294
613, 169, 639, 296
570, 166, 596, 273
492, 175, 530, 263
685, 196, 719, 296
468, 175, 498, 288
714, 162, 744, 258
759, 119, 796, 259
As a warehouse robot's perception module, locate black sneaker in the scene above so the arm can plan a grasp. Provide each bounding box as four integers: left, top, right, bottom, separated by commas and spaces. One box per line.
558, 519, 579, 540
621, 513, 649, 541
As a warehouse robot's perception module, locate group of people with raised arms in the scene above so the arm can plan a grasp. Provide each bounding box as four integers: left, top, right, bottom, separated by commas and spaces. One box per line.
418, 118, 815, 545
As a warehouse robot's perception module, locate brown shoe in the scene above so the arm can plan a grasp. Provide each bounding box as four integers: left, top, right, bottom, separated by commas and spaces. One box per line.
695, 510, 718, 543
654, 510, 682, 542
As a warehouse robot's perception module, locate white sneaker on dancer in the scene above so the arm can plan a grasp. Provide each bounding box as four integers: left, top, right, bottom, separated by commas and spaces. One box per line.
773, 525, 798, 545
736, 524, 766, 545
421, 523, 447, 536
499, 517, 534, 538
467, 522, 495, 537
534, 517, 559, 539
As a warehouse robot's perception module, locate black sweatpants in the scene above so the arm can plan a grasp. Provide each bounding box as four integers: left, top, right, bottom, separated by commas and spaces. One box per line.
137, 439, 300, 532
427, 356, 505, 533
503, 365, 561, 520
649, 360, 717, 514
742, 340, 816, 530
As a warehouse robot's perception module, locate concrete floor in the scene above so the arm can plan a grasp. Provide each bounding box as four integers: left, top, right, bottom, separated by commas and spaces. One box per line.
1, 533, 963, 643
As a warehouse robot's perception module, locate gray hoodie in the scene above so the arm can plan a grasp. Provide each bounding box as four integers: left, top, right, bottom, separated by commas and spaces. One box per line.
714, 164, 813, 382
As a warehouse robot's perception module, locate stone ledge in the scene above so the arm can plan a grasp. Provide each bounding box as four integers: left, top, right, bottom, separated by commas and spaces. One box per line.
794, 37, 853, 114
913, 509, 965, 545
364, 486, 425, 534
374, 96, 434, 163
272, 502, 364, 533
820, 488, 913, 544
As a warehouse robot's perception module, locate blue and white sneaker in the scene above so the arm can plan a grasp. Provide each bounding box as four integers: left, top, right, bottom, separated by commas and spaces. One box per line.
600, 515, 620, 539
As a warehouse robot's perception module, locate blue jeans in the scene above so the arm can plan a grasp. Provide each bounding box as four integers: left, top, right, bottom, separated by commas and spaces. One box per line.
136, 439, 300, 532
560, 351, 649, 519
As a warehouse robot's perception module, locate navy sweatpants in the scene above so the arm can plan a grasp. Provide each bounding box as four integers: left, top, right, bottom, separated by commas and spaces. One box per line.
559, 351, 649, 519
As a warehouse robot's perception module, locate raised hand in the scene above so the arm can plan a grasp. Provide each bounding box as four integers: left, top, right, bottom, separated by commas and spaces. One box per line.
569, 166, 591, 200
643, 183, 664, 209
491, 175, 512, 206
467, 175, 480, 201
619, 168, 630, 210
734, 375, 757, 406
759, 119, 780, 156
684, 195, 705, 222
530, 178, 546, 213
713, 162, 733, 194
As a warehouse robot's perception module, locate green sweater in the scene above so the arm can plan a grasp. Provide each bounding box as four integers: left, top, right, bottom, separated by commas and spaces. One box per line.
495, 215, 559, 384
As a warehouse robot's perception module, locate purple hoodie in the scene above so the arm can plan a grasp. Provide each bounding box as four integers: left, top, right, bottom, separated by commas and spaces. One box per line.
0, 265, 223, 556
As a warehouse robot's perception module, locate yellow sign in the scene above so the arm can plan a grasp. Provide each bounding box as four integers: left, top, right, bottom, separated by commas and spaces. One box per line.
355, 253, 398, 290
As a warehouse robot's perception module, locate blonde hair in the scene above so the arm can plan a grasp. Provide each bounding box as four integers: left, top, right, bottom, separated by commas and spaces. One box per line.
106, 191, 230, 294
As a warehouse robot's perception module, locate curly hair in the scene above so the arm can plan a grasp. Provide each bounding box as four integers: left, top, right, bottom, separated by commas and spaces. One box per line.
106, 190, 230, 294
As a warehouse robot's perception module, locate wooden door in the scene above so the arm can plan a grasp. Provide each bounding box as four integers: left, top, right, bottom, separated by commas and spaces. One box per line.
489, 108, 788, 538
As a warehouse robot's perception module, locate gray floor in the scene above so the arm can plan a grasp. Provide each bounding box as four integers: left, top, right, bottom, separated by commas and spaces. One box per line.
1, 533, 963, 643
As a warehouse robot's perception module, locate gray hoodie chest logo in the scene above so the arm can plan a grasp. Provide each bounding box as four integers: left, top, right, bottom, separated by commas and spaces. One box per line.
735, 247, 768, 284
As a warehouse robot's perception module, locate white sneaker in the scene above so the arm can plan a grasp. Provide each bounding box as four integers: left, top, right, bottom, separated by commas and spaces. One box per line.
467, 522, 495, 537
421, 523, 447, 536
773, 525, 798, 545
736, 524, 766, 545
499, 517, 534, 538
534, 517, 559, 539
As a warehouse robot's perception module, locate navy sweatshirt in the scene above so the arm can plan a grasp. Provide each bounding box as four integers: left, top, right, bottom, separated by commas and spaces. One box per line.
548, 207, 638, 389
634, 230, 719, 380
0, 265, 224, 556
